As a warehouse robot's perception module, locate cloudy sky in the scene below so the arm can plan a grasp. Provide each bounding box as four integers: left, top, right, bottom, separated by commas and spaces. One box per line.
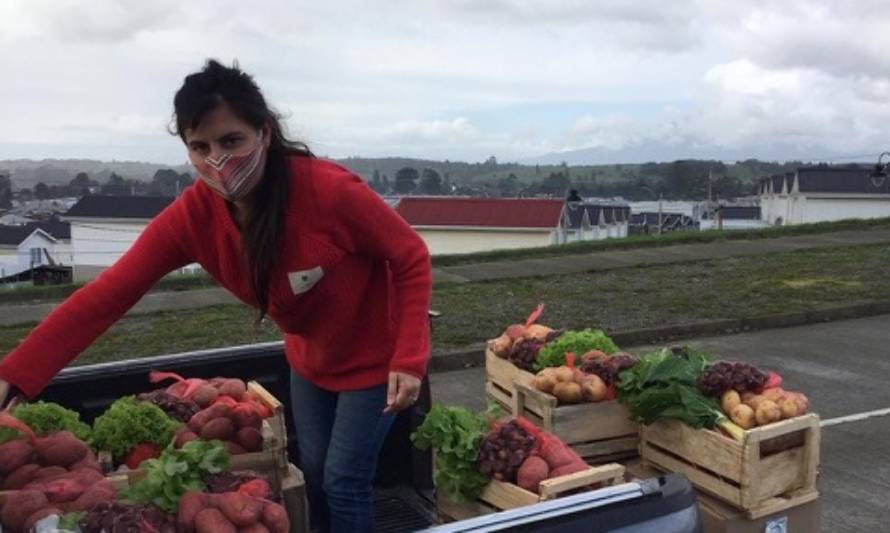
2, 0, 890, 164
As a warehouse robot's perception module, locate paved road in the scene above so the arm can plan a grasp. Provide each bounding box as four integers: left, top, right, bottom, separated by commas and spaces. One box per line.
430, 315, 890, 533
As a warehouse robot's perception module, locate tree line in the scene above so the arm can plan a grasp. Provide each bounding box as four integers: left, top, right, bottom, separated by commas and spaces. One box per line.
16, 169, 194, 201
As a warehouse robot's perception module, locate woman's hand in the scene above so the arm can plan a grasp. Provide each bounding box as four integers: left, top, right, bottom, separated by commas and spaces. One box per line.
384, 372, 421, 414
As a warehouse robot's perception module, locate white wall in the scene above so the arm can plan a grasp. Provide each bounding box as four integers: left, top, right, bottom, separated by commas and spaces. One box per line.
801, 197, 890, 224
415, 229, 555, 255
700, 219, 771, 231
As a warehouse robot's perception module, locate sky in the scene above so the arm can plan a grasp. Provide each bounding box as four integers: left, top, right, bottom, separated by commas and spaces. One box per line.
2, 0, 890, 165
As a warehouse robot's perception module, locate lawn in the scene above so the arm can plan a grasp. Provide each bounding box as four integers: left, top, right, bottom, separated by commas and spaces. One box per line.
0, 243, 887, 364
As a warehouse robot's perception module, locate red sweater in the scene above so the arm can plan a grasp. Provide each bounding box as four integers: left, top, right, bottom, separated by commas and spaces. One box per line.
0, 157, 432, 398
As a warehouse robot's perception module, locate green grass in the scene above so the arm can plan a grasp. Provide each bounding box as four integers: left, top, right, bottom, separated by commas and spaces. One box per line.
432, 217, 890, 267
0, 243, 887, 364
0, 273, 217, 304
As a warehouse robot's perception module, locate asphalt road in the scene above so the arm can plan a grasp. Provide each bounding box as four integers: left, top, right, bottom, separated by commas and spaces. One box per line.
429, 314, 890, 533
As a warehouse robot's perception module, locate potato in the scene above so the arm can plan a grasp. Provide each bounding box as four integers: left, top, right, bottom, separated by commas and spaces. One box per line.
217, 491, 263, 527
192, 384, 220, 408
36, 431, 89, 467
32, 466, 68, 481
195, 508, 237, 533
189, 403, 233, 433
201, 418, 236, 441
755, 400, 782, 426
788, 392, 810, 414
2, 463, 41, 490
553, 366, 574, 383
516, 456, 549, 493
178, 491, 209, 533
580, 374, 607, 402
226, 441, 248, 455
236, 427, 263, 453
552, 382, 583, 404
743, 394, 768, 411
232, 405, 262, 430
581, 350, 608, 363
729, 404, 756, 429
261, 502, 290, 533
1, 489, 49, 531
176, 430, 200, 448
0, 439, 35, 474
721, 390, 741, 415
778, 397, 800, 419
240, 523, 271, 533
571, 368, 587, 385
762, 387, 786, 402
70, 480, 116, 512
488, 333, 512, 358
533, 369, 558, 394
218, 379, 247, 401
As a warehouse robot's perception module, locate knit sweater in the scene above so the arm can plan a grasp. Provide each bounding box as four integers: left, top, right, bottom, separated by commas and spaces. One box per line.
0, 156, 432, 398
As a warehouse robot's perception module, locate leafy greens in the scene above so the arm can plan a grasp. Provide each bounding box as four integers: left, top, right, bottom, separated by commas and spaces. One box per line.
534, 329, 619, 371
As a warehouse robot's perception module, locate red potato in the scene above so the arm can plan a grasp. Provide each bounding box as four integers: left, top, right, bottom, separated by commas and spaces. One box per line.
31, 466, 68, 482
232, 405, 261, 430
218, 379, 247, 401
69, 480, 116, 512
189, 403, 233, 433
69, 467, 105, 485
0, 439, 35, 474
195, 508, 237, 533
516, 456, 549, 493
70, 450, 102, 473
192, 384, 220, 408
217, 492, 263, 527
2, 463, 41, 490
226, 441, 248, 455
201, 418, 236, 441
23, 506, 63, 531
237, 479, 272, 499
178, 491, 209, 533
176, 430, 200, 448
236, 427, 263, 453
35, 431, 89, 467
261, 502, 290, 533
42, 477, 89, 503
1, 489, 49, 532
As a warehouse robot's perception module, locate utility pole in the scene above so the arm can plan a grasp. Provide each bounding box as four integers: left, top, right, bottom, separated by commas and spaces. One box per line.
657, 192, 663, 235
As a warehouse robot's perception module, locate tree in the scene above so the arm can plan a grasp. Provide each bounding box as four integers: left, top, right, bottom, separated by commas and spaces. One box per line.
100, 172, 131, 196
497, 173, 519, 197
18, 188, 32, 202
149, 168, 193, 196
394, 167, 419, 195
419, 168, 443, 195
538, 172, 571, 196
34, 182, 50, 200
68, 172, 97, 196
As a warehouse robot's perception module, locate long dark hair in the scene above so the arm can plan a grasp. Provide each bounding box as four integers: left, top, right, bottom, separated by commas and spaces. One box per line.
172, 59, 311, 322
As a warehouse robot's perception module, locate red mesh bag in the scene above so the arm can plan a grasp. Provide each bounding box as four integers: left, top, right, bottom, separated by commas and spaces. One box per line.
515, 417, 587, 472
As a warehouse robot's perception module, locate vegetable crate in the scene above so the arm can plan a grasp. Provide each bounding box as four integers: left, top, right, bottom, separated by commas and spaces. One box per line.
436, 463, 626, 523
281, 463, 310, 533
639, 413, 820, 519
108, 381, 291, 487
512, 381, 639, 465
484, 348, 534, 413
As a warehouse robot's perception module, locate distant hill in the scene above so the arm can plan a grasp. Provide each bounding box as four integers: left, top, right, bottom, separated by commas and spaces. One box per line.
0, 159, 192, 190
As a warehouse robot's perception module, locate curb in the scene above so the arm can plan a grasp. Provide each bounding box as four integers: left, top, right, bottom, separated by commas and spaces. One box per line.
428, 300, 890, 373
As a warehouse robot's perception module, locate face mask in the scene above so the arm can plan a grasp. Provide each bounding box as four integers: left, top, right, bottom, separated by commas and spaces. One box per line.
192, 132, 267, 201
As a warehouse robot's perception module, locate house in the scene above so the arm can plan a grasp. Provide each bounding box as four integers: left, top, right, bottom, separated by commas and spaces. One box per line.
0, 216, 73, 279
561, 200, 630, 242
63, 195, 183, 281
629, 212, 699, 234
759, 165, 890, 225
394, 197, 566, 255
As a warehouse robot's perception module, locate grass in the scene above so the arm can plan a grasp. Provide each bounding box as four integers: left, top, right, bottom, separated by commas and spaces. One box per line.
0, 273, 218, 304
431, 216, 890, 267
0, 243, 887, 364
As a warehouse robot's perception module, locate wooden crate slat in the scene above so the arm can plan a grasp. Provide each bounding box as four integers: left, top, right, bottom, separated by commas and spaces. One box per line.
745, 490, 820, 520
479, 479, 540, 509
485, 348, 534, 394
550, 401, 638, 443
538, 463, 625, 500
641, 443, 743, 507
747, 413, 817, 441
640, 420, 744, 482
572, 437, 639, 459
755, 448, 805, 502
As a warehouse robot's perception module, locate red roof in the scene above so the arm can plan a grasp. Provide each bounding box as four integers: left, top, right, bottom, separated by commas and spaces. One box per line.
395, 197, 564, 228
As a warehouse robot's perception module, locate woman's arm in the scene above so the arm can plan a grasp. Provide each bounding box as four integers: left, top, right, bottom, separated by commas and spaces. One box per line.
332, 171, 433, 379
0, 207, 192, 398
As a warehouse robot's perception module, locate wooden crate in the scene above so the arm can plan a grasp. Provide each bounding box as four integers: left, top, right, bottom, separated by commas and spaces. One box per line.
512, 381, 639, 464
281, 463, 310, 533
639, 413, 820, 519
437, 463, 626, 522
485, 347, 534, 412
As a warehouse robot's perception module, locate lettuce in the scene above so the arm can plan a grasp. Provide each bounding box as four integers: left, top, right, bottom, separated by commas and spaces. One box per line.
534, 329, 619, 371
91, 396, 181, 460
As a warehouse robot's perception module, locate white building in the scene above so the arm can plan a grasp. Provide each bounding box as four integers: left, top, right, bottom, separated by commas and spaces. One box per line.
699, 205, 770, 231
561, 200, 630, 242
63, 195, 201, 282
0, 217, 73, 278
759, 166, 890, 226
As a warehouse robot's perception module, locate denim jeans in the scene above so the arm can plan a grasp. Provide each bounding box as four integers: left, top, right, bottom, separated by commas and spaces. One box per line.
290, 372, 395, 533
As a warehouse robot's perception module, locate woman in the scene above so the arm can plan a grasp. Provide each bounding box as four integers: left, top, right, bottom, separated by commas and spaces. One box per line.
0, 59, 432, 532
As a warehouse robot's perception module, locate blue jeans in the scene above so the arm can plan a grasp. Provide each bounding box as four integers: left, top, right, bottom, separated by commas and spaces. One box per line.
290, 372, 395, 533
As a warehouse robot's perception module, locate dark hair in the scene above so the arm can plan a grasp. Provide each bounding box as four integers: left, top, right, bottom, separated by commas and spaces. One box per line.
172, 59, 311, 322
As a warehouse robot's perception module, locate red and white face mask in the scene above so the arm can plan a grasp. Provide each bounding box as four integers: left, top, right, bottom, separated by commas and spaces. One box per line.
191, 132, 267, 201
